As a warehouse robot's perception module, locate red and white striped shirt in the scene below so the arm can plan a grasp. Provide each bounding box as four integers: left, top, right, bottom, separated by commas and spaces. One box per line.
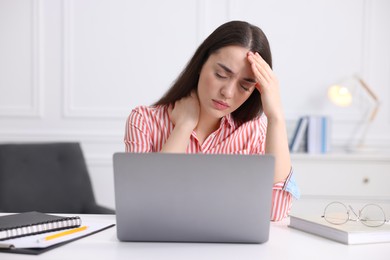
124, 105, 293, 221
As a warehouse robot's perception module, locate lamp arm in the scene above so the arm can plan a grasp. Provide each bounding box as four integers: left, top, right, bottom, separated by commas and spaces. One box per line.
356, 77, 380, 122
357, 77, 378, 101
344, 76, 380, 152
369, 106, 380, 123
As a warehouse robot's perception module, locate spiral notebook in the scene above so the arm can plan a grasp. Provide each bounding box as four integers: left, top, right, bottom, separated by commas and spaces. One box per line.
0, 212, 115, 255
0, 211, 81, 241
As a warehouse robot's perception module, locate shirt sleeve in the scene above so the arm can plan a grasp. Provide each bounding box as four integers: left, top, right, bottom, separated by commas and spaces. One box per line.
270, 168, 300, 221
124, 107, 152, 153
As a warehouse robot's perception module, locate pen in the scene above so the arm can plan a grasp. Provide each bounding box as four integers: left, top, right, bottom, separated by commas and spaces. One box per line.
43, 226, 88, 241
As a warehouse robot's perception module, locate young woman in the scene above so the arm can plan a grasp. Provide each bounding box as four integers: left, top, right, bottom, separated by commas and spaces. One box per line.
124, 20, 299, 221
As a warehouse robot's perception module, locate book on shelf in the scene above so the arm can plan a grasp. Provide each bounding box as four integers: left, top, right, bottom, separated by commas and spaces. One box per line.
289, 115, 331, 154
289, 116, 309, 153
289, 213, 390, 245
307, 115, 331, 154
0, 211, 81, 241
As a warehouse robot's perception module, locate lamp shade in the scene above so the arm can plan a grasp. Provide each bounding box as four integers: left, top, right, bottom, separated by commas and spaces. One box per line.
327, 75, 380, 151
328, 75, 379, 122
328, 84, 353, 107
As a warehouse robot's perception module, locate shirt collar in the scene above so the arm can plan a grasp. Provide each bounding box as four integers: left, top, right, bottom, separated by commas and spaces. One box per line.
220, 114, 235, 128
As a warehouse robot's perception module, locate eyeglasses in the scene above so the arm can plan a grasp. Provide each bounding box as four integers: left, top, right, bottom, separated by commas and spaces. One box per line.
321, 201, 389, 227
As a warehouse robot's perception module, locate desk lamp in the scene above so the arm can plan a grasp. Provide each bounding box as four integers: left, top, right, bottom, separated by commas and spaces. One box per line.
327, 75, 379, 152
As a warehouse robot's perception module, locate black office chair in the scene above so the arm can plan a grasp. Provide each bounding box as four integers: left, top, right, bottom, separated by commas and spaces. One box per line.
0, 142, 114, 214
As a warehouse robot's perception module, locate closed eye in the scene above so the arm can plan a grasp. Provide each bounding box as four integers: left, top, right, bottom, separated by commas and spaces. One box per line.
240, 81, 256, 92
215, 73, 228, 79
241, 85, 250, 92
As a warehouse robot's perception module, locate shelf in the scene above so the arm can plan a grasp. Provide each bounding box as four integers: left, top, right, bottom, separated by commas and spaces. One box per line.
291, 152, 390, 162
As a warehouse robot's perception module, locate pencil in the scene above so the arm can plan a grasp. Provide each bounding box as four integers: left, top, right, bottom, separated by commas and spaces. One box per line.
44, 226, 87, 241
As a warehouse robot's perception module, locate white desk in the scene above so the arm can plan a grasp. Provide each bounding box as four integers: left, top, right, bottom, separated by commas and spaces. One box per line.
2, 212, 390, 260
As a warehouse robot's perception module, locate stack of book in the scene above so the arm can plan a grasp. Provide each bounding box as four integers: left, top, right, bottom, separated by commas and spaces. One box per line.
289, 212, 390, 245
289, 115, 331, 154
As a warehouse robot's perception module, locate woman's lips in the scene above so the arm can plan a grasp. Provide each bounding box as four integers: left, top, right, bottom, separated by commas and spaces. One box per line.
212, 99, 230, 110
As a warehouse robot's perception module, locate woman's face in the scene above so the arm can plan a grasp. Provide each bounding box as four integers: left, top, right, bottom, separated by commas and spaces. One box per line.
197, 45, 257, 120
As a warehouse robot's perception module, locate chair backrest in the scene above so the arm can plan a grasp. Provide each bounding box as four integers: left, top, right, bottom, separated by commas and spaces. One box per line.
0, 142, 97, 213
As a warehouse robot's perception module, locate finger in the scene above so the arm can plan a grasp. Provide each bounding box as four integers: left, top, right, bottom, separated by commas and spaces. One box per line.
250, 52, 274, 78
248, 53, 271, 82
254, 52, 273, 72
255, 81, 263, 94
253, 62, 272, 83
249, 57, 271, 85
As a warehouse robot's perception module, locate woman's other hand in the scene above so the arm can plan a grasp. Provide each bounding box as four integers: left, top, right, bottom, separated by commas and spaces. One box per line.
247, 52, 284, 122
168, 90, 200, 131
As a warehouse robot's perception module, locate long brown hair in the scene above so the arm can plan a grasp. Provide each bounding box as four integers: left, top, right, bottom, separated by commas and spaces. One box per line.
154, 20, 272, 124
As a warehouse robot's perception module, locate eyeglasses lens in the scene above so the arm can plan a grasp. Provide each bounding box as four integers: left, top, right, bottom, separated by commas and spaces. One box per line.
324, 202, 349, 225
360, 204, 386, 227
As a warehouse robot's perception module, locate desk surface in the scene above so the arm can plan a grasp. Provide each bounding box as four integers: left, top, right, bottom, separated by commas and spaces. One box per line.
2, 211, 390, 260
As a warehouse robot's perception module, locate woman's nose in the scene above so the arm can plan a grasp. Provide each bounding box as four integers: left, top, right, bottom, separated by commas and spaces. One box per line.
220, 82, 234, 99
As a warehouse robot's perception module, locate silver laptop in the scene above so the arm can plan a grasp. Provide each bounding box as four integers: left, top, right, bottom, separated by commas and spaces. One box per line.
113, 153, 275, 243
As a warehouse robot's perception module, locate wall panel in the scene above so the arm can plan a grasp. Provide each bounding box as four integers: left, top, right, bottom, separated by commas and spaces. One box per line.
63, 0, 198, 118
0, 0, 43, 117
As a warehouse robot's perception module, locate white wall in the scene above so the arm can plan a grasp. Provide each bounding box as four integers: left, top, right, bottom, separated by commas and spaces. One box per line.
1, 0, 389, 208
